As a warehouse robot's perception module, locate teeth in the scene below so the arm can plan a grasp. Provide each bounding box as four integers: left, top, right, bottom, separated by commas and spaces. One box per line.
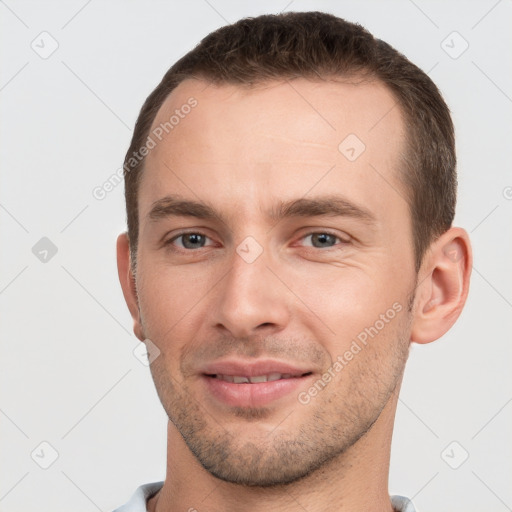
214, 373, 297, 383
216, 374, 234, 383
249, 375, 268, 383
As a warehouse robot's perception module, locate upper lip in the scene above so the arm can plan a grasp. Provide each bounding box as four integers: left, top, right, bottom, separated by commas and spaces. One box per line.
201, 359, 313, 377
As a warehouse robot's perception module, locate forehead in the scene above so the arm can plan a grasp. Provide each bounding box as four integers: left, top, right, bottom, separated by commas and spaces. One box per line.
149, 76, 404, 150
140, 77, 407, 223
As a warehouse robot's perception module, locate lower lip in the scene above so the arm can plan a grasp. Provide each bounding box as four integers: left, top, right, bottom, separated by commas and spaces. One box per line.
202, 374, 312, 408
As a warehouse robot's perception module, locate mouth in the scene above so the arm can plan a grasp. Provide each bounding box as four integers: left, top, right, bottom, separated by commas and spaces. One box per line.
205, 372, 312, 383
200, 360, 315, 408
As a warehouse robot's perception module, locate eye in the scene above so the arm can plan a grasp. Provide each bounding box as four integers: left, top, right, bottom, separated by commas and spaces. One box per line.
165, 231, 347, 252
300, 232, 345, 249
168, 232, 213, 250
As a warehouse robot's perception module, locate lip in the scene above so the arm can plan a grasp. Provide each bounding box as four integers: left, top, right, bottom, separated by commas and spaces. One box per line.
200, 359, 314, 408
201, 359, 312, 378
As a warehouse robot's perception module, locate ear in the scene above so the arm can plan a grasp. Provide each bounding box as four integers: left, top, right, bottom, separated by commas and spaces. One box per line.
116, 233, 145, 341
410, 227, 472, 344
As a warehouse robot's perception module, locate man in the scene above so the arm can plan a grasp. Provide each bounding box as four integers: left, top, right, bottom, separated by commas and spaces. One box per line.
114, 11, 471, 512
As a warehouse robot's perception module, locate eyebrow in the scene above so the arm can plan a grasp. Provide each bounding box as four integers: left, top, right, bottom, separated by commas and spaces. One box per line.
148, 194, 376, 225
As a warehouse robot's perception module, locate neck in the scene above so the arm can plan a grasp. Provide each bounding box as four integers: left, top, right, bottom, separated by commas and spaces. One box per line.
149, 386, 400, 512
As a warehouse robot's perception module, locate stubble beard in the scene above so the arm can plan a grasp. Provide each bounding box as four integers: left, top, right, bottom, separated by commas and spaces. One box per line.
147, 327, 411, 488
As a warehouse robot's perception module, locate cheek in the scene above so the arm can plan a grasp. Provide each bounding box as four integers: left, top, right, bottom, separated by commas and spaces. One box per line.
136, 264, 209, 344
135, 246, 412, 363
288, 266, 404, 350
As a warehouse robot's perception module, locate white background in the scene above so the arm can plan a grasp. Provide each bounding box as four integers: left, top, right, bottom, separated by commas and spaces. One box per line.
1, 1, 511, 511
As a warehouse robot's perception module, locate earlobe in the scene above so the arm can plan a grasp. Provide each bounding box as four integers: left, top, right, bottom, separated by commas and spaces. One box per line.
410, 227, 472, 344
116, 233, 145, 341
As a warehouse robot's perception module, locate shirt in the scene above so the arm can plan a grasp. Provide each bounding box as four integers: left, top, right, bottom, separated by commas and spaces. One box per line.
112, 481, 418, 511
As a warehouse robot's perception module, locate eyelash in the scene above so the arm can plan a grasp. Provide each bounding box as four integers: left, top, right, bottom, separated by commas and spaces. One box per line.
164, 230, 349, 252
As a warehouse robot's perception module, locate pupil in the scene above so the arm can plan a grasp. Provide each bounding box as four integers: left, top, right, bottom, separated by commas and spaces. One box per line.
181, 234, 335, 249
184, 234, 204, 248
312, 233, 334, 248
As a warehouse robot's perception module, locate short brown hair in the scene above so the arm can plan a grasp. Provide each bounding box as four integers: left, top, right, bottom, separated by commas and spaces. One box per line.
123, 11, 456, 271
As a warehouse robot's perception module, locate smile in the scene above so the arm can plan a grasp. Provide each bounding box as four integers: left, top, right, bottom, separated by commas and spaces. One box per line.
208, 372, 310, 383
202, 371, 314, 408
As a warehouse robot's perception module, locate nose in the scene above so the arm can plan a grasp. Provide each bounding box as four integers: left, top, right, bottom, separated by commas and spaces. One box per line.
210, 245, 290, 339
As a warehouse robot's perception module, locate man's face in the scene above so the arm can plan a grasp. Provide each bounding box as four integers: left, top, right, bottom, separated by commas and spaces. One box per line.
133, 78, 416, 485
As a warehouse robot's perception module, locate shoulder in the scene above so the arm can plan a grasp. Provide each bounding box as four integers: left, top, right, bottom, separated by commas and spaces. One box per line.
390, 495, 418, 512
111, 481, 164, 512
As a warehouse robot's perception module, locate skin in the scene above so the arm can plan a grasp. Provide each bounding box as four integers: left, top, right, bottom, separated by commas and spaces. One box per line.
117, 77, 472, 512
